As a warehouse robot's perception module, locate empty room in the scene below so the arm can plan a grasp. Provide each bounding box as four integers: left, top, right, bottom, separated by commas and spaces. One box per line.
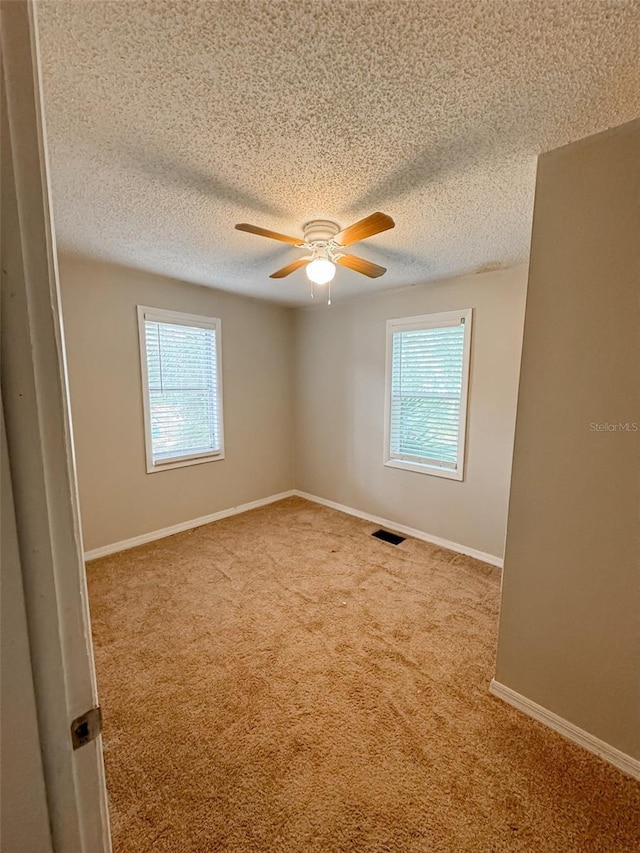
2, 1, 639, 852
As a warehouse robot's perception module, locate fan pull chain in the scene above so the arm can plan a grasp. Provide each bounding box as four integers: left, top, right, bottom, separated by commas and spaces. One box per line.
328, 279, 331, 306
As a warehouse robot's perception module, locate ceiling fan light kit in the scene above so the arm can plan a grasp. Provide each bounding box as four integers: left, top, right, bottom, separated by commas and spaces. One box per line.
306, 257, 336, 285
235, 212, 395, 305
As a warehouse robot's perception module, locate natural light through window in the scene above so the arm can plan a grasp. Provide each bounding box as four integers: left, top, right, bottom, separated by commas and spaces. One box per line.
385, 309, 472, 480
137, 307, 224, 472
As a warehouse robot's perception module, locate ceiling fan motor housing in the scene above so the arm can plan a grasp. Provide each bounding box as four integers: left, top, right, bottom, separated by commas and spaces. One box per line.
303, 219, 340, 245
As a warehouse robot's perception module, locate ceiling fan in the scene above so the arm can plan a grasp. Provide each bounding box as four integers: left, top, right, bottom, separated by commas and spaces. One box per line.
235, 212, 395, 301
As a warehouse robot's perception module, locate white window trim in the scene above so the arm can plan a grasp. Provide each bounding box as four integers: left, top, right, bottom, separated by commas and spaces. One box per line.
383, 308, 473, 481
137, 305, 225, 473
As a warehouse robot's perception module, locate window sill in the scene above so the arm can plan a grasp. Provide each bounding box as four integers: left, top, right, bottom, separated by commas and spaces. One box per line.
146, 450, 225, 474
384, 458, 464, 481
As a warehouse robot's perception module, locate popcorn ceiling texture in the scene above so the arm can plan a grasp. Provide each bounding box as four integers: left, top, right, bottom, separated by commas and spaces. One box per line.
37, 1, 640, 306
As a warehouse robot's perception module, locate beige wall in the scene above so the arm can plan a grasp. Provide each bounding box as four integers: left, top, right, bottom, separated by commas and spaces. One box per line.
294, 265, 528, 560
59, 256, 295, 551
495, 121, 640, 758
63, 257, 526, 559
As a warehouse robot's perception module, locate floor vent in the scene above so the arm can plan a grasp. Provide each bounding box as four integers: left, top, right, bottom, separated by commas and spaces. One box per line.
372, 529, 406, 546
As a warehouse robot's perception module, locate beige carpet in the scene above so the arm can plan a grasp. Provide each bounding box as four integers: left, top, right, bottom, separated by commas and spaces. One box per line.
87, 498, 640, 852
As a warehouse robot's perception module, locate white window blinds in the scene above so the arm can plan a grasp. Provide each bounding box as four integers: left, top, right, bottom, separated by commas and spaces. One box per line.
138, 307, 223, 471
386, 310, 472, 480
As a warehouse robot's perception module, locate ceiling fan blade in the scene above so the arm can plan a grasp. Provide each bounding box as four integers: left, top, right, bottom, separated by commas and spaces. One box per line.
333, 212, 395, 247
269, 257, 312, 279
235, 223, 303, 246
336, 254, 387, 278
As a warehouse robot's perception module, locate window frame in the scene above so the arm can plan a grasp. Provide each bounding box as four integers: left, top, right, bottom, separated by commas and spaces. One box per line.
137, 305, 225, 473
383, 308, 473, 481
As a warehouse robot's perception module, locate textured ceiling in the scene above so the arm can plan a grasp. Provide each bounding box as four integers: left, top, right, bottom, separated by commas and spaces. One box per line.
37, 0, 640, 306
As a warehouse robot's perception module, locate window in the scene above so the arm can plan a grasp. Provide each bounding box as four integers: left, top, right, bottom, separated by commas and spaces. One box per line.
137, 306, 224, 472
384, 309, 472, 480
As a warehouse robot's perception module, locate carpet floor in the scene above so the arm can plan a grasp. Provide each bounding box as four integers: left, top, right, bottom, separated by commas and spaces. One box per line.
87, 497, 640, 852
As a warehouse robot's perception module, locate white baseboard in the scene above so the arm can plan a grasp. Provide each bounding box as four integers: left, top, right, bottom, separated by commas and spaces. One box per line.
490, 679, 640, 781
84, 490, 296, 561
293, 490, 503, 568
84, 488, 503, 568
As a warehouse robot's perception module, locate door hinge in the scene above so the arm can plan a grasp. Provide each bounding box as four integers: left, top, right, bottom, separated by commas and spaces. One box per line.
71, 706, 102, 750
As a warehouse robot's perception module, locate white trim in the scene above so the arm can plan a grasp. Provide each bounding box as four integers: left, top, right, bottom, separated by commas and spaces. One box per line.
383, 457, 462, 480
293, 490, 503, 567
3, 3, 111, 849
139, 305, 223, 330
489, 680, 640, 781
386, 310, 470, 332
84, 491, 296, 561
136, 305, 225, 474
84, 489, 502, 567
152, 448, 224, 467
383, 308, 473, 481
